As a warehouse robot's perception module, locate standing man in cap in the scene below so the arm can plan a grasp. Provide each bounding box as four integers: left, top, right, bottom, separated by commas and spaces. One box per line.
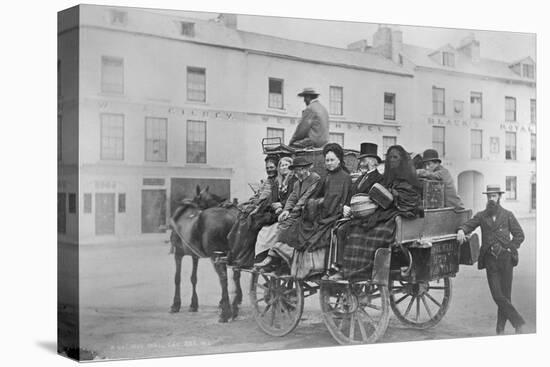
457, 184, 526, 334
343, 142, 383, 218
416, 148, 464, 209
289, 88, 329, 148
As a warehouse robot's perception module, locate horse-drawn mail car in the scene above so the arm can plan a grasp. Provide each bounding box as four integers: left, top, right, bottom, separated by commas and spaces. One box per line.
168, 139, 479, 343
240, 141, 480, 344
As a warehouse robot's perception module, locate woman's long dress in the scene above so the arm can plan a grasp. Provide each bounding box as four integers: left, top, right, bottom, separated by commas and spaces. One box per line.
341, 178, 420, 279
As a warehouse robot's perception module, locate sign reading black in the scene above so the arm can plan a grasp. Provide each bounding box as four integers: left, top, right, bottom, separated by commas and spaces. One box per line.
143, 178, 165, 186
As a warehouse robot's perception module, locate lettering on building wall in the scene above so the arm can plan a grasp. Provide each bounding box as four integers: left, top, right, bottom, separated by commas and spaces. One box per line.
427, 117, 536, 134
500, 123, 536, 133
427, 117, 480, 128
95, 181, 117, 190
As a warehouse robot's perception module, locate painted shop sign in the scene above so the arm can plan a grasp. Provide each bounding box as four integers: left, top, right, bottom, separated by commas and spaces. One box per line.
428, 117, 480, 128
499, 122, 536, 133
330, 121, 400, 133
427, 117, 536, 133
94, 180, 117, 190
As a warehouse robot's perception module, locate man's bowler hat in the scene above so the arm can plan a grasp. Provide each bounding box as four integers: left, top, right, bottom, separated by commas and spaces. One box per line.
422, 149, 442, 163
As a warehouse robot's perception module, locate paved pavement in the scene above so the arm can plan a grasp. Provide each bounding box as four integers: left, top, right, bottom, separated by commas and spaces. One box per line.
62, 218, 536, 360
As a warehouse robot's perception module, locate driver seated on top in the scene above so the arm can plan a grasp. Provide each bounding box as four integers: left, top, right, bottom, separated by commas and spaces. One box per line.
288, 88, 329, 148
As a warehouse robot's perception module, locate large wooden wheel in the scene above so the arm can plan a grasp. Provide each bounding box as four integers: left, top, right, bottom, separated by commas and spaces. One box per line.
320, 281, 390, 345
389, 277, 452, 329
249, 272, 304, 337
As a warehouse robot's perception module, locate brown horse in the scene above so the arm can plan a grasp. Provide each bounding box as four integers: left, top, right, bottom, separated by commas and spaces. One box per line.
169, 186, 242, 323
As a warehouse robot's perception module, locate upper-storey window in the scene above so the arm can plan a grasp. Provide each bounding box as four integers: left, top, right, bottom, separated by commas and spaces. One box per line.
505, 97, 516, 122
384, 93, 396, 120
442, 52, 455, 67
101, 56, 124, 94
268, 78, 284, 109
187, 67, 206, 102
181, 22, 195, 37
329, 86, 343, 115
523, 64, 534, 79
470, 92, 482, 118
432, 87, 445, 115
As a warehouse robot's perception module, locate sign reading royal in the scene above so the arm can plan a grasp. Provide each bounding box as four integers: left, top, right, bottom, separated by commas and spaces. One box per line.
427, 116, 535, 133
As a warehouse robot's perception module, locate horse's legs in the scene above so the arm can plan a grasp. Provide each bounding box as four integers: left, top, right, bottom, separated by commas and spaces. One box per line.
170, 253, 183, 313
231, 268, 242, 319
189, 256, 199, 312
212, 259, 232, 323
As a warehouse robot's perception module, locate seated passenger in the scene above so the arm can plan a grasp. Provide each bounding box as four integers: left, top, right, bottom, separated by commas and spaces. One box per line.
254, 157, 321, 270
280, 143, 352, 253
228, 156, 279, 267
343, 142, 383, 218
416, 149, 464, 209
332, 145, 422, 280
254, 157, 297, 262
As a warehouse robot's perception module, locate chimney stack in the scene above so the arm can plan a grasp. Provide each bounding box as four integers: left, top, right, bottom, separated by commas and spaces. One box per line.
217, 13, 237, 29
347, 39, 370, 52
372, 25, 403, 64
458, 34, 480, 62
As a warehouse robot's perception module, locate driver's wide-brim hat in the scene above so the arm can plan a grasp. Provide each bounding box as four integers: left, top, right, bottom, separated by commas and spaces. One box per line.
482, 184, 505, 194
297, 87, 320, 97
288, 156, 313, 169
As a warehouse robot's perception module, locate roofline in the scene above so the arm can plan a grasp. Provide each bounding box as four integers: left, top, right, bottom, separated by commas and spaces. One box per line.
73, 24, 414, 78
415, 66, 536, 87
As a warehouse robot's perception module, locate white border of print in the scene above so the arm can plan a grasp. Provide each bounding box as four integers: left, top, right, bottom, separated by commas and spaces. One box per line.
3, 1, 545, 367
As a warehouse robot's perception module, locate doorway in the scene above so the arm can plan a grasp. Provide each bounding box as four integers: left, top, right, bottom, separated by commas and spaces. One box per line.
457, 170, 484, 212
95, 193, 115, 235
142, 189, 166, 233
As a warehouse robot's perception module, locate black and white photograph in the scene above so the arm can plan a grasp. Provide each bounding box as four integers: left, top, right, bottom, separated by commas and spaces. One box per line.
4, 1, 547, 366
55, 2, 540, 361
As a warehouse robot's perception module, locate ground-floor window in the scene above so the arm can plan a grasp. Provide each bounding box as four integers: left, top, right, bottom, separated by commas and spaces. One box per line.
505, 176, 517, 200
58, 193, 66, 234
531, 183, 536, 210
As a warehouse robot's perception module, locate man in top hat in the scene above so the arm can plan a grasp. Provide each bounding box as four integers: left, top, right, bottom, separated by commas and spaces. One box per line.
457, 184, 526, 335
289, 88, 329, 148
416, 148, 464, 209
343, 142, 383, 218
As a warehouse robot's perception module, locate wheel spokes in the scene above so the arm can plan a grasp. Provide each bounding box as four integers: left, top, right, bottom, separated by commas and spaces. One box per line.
424, 291, 442, 308
421, 295, 434, 319
394, 293, 410, 305
349, 313, 356, 340
404, 296, 416, 318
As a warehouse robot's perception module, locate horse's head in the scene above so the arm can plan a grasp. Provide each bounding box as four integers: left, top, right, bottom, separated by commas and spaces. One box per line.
194, 185, 226, 209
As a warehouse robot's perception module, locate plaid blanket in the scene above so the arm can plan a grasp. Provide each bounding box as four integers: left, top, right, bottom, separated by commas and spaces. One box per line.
341, 218, 396, 279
